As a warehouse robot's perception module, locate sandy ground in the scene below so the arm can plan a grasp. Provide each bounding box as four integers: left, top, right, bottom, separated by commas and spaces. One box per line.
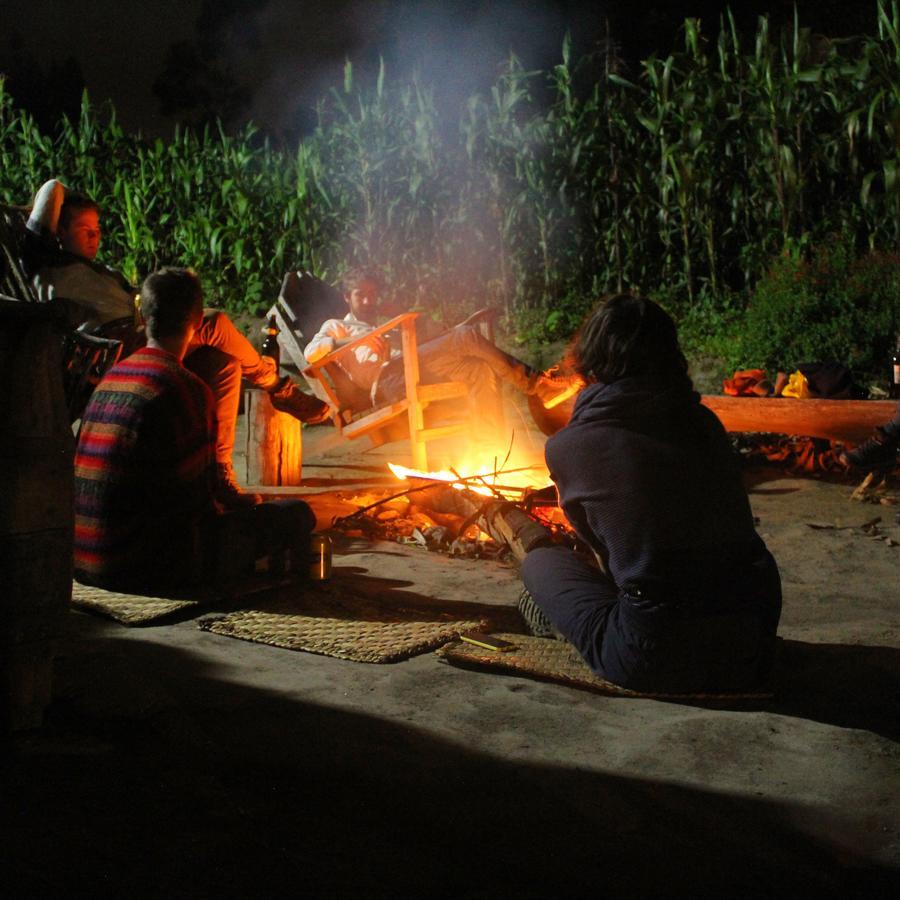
4, 405, 900, 896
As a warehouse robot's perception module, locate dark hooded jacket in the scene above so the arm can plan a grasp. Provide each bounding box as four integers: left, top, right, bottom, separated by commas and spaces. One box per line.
545, 374, 781, 691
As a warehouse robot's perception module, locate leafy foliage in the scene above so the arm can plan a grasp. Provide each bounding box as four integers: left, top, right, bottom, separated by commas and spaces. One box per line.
725, 237, 900, 382
0, 0, 897, 377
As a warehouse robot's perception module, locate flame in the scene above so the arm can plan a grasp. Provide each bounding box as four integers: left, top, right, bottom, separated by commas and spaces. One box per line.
388, 457, 549, 499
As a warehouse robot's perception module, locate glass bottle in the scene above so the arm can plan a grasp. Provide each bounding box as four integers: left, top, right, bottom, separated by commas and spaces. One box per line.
261, 314, 280, 367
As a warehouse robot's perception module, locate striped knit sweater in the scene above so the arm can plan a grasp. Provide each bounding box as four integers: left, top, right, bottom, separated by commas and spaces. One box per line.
74, 347, 216, 588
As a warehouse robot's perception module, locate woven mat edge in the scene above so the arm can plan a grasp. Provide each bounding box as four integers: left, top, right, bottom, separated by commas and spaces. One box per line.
436, 636, 774, 700
199, 612, 487, 664
71, 583, 200, 627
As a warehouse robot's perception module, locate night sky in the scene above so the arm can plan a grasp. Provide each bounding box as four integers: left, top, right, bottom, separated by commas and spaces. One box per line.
0, 0, 877, 139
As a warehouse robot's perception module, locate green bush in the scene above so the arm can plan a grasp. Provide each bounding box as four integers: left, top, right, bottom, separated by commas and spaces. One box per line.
725, 238, 900, 385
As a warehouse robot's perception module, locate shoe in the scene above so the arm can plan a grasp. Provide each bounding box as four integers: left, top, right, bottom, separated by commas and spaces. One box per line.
269, 377, 332, 424
215, 462, 262, 508
517, 587, 564, 640
839, 427, 899, 472
529, 368, 584, 410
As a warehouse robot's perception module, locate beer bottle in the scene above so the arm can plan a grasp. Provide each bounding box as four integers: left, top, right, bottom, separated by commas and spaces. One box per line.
261, 314, 280, 368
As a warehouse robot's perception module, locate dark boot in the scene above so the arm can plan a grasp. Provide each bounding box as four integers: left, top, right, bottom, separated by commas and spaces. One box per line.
269, 377, 332, 424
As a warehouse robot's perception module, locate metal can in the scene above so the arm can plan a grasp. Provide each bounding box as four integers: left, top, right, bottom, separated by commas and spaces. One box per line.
309, 533, 333, 581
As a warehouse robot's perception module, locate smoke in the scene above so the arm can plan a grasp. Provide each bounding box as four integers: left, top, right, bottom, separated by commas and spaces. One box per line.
219, 0, 609, 139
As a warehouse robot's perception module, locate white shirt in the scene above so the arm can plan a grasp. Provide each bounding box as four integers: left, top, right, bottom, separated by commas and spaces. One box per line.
304, 312, 400, 392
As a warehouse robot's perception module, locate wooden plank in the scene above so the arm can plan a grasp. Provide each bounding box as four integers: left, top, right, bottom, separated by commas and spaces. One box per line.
701, 396, 896, 443
267, 302, 307, 371
417, 381, 469, 404
416, 424, 469, 442
342, 400, 410, 438
303, 367, 342, 419
400, 316, 427, 470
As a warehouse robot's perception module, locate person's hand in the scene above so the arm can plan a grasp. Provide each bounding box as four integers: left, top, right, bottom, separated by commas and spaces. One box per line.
366, 333, 388, 361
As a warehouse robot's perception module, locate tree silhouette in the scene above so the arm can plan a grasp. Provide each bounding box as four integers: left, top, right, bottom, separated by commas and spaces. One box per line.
0, 32, 86, 130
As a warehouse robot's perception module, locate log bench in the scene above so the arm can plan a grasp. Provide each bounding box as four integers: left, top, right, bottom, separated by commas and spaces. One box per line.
243, 388, 303, 487
699, 396, 896, 444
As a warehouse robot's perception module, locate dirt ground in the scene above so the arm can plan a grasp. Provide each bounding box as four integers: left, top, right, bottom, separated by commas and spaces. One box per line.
4, 407, 900, 897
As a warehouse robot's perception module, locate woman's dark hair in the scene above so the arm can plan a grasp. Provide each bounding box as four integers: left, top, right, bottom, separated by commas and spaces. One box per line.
573, 293, 688, 383
59, 192, 101, 230
140, 268, 203, 339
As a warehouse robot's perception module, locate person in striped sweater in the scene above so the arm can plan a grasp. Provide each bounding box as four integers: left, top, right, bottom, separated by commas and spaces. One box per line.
74, 267, 315, 591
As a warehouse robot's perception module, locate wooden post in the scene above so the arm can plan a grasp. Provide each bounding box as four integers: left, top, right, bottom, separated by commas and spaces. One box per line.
244, 388, 303, 486
0, 301, 74, 733
400, 316, 428, 470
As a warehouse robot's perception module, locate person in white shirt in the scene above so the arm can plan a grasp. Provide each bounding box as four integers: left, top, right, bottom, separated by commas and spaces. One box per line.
304, 269, 581, 431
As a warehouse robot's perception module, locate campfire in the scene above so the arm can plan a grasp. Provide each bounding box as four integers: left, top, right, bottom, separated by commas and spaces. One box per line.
333, 451, 573, 558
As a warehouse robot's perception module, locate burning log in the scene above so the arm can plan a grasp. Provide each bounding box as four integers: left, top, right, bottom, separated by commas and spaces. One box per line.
331, 460, 573, 559
478, 501, 558, 562
407, 485, 558, 561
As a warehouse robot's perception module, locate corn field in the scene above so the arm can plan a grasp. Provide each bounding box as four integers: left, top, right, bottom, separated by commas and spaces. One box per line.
0, 2, 897, 350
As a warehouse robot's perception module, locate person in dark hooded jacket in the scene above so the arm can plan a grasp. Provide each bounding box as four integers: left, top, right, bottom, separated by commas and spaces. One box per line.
520, 294, 782, 692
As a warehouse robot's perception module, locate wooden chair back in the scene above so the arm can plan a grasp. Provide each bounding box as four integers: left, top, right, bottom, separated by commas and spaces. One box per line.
0, 204, 122, 422
266, 271, 470, 468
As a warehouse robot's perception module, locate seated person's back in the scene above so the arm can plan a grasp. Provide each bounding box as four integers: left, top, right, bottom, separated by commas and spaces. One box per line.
74, 268, 216, 588
75, 266, 317, 591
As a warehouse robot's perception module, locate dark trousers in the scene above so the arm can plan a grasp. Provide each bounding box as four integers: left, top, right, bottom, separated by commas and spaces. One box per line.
202, 498, 316, 583
75, 499, 316, 595
522, 543, 782, 692
374, 325, 535, 426
521, 546, 617, 674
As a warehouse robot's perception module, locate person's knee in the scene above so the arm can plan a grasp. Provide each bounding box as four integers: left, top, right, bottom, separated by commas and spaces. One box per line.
198, 308, 241, 345
521, 545, 560, 596
285, 499, 316, 535
202, 309, 225, 329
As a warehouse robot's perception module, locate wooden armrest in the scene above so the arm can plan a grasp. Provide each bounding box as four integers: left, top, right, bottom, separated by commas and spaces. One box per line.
304, 312, 419, 371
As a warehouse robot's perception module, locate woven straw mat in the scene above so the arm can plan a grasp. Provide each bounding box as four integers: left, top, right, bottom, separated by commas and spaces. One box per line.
71, 582, 200, 626
199, 585, 487, 663
437, 633, 773, 700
